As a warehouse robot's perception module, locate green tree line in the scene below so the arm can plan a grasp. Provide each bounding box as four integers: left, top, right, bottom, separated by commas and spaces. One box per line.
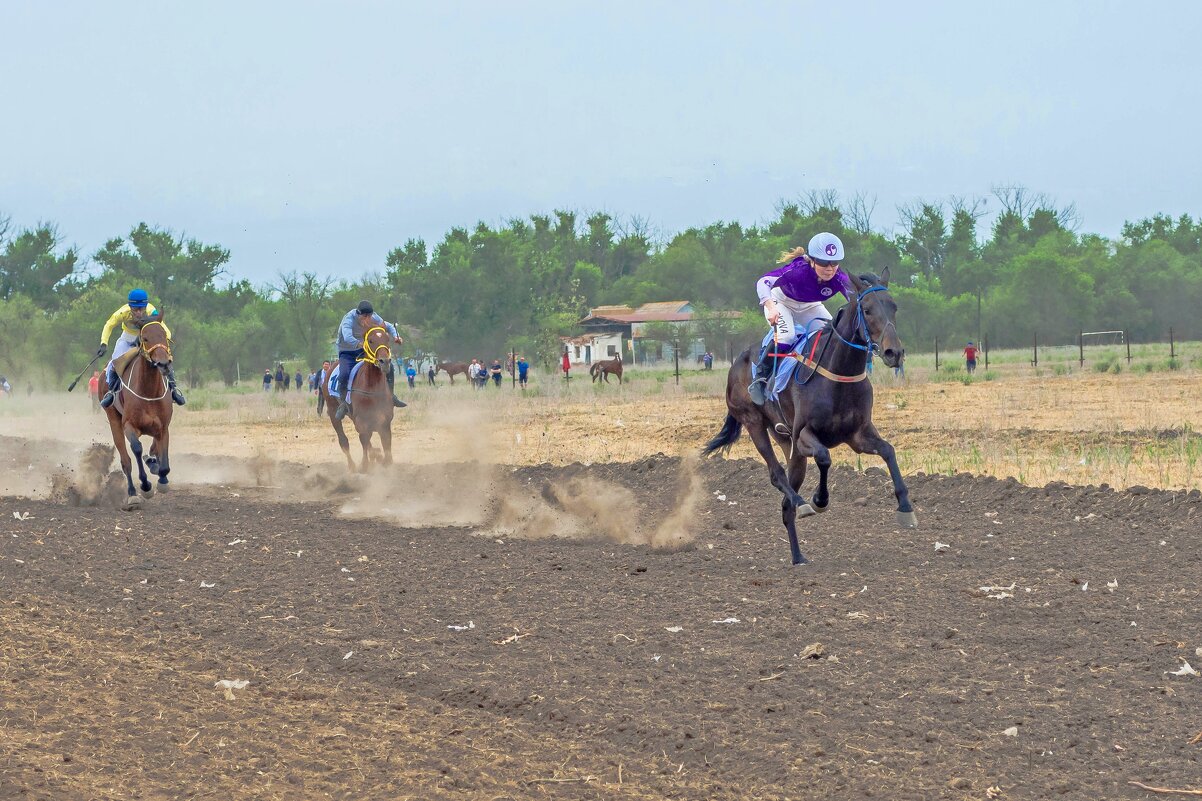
3, 188, 1201, 386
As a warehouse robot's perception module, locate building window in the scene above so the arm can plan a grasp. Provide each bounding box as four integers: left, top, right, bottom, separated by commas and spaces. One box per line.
574, 346, 581, 358
608, 345, 617, 356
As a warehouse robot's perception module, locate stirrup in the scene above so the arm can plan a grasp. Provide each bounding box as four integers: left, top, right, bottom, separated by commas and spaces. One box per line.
748, 378, 768, 406
171, 387, 186, 406
100, 390, 116, 409
392, 396, 407, 408
334, 400, 350, 420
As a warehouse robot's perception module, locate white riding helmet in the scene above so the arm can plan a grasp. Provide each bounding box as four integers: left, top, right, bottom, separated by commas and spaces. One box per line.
808, 232, 845, 262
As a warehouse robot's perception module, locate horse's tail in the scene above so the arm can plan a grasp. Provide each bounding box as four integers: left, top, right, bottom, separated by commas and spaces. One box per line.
589, 362, 601, 377
702, 413, 742, 457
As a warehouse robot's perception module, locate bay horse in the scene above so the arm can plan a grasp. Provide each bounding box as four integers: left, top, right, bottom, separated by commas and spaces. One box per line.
105, 317, 174, 510
320, 326, 395, 471
702, 270, 916, 565
590, 354, 624, 384
437, 361, 470, 383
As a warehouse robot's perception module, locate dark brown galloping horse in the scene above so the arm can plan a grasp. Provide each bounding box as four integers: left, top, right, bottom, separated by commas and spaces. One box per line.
320, 326, 395, 471
437, 361, 470, 383
105, 318, 174, 509
590, 354, 624, 384
703, 270, 916, 565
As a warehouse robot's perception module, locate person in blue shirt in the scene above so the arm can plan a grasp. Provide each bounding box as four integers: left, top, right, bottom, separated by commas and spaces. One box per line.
517, 356, 529, 389
332, 300, 407, 420
405, 362, 417, 389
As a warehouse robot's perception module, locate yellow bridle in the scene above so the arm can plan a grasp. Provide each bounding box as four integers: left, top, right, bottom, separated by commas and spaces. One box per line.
357, 326, 391, 366
139, 321, 173, 362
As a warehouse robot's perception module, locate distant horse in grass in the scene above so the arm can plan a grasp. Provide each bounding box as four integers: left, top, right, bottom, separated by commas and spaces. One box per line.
438, 361, 470, 384
702, 270, 916, 565
590, 354, 624, 384
105, 318, 175, 509
319, 326, 396, 471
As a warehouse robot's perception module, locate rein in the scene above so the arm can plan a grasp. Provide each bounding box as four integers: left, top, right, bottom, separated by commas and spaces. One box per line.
118, 320, 171, 403
773, 285, 889, 384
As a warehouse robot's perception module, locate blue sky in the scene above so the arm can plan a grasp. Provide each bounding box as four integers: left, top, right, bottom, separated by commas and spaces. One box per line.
2, 0, 1199, 284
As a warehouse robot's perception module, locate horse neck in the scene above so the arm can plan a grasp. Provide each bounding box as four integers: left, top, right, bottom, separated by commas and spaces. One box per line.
821, 304, 869, 374
128, 354, 164, 393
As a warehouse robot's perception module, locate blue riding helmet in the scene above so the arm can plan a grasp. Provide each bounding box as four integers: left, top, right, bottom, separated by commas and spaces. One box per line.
128, 288, 149, 308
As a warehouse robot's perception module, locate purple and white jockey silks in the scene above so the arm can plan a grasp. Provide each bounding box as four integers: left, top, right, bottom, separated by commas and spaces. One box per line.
756, 256, 854, 306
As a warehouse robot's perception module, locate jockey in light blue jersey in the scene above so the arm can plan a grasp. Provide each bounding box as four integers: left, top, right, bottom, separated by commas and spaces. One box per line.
332, 300, 407, 421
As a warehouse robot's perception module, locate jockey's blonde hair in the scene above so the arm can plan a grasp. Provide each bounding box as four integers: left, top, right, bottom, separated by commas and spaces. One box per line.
777, 246, 808, 264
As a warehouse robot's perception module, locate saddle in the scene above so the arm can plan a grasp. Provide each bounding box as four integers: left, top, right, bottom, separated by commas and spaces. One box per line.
113, 346, 141, 376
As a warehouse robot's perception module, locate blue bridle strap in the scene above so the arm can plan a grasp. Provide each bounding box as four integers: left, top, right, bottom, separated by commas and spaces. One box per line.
830, 285, 888, 370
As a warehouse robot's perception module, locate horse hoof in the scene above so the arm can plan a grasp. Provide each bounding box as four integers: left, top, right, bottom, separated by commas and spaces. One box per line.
791, 554, 810, 566
897, 510, 919, 529
157, 480, 170, 492
141, 485, 155, 499
796, 503, 816, 518
122, 495, 143, 511
811, 499, 829, 514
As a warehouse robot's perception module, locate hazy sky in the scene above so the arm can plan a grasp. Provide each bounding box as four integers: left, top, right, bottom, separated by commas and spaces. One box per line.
3, 1, 1200, 284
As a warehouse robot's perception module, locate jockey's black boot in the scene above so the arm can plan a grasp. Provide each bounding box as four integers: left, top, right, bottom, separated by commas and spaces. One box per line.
334, 387, 351, 421
386, 366, 407, 408
166, 367, 186, 406
99, 370, 120, 409
747, 344, 773, 405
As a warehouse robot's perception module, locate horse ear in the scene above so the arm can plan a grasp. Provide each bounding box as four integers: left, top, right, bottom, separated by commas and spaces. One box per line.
879, 267, 891, 287
846, 272, 868, 293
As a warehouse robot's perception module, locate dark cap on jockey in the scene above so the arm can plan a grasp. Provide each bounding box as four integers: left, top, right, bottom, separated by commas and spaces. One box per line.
356, 300, 374, 315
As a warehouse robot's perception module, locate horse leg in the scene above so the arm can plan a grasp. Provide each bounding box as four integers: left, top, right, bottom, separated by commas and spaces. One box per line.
155, 428, 171, 489
358, 430, 373, 473
795, 428, 833, 513
746, 424, 809, 565
379, 425, 393, 466
851, 423, 917, 528
124, 423, 153, 497
108, 412, 139, 506
331, 416, 355, 471
779, 444, 816, 565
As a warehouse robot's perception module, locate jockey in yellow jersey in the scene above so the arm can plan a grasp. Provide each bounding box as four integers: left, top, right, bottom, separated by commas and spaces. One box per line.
98, 288, 186, 408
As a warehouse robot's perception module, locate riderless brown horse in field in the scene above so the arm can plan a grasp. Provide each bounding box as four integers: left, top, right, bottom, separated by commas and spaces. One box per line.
104, 318, 175, 509
703, 270, 916, 565
590, 354, 624, 384
437, 361, 470, 383
320, 326, 396, 471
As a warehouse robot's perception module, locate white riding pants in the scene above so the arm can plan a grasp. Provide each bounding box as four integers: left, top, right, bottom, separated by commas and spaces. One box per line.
106, 332, 139, 379
763, 287, 833, 346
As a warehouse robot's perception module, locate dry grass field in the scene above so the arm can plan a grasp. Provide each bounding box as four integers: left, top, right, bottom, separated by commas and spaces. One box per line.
3, 347, 1201, 491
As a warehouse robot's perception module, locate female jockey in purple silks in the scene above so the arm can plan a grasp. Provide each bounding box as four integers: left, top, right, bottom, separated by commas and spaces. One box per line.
748, 232, 856, 405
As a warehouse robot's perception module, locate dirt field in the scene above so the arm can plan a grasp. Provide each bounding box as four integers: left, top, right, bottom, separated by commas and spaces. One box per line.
3, 419, 1202, 799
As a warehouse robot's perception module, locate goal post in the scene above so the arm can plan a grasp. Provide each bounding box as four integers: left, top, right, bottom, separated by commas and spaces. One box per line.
1078, 330, 1125, 366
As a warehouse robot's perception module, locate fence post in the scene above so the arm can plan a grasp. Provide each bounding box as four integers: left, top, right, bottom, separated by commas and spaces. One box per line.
934, 336, 939, 372
1032, 332, 1038, 368
674, 339, 680, 385
1125, 331, 1131, 364
1170, 327, 1175, 359
983, 335, 989, 370
1079, 329, 1084, 368
511, 348, 516, 388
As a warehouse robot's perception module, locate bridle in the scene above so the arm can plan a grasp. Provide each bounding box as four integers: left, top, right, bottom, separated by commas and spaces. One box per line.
829, 285, 890, 360
357, 326, 392, 368
138, 320, 173, 363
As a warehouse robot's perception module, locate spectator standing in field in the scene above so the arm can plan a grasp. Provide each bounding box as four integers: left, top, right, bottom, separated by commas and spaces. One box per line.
517, 356, 529, 389
490, 359, 503, 387
405, 362, 417, 389
561, 350, 571, 380
263, 369, 273, 392
275, 365, 285, 391
427, 363, 436, 386
703, 352, 714, 371
87, 371, 101, 411
964, 341, 979, 374
295, 370, 303, 391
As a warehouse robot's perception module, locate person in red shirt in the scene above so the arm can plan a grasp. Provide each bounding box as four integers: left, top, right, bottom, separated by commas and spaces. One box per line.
561, 350, 571, 380
87, 371, 101, 410
964, 341, 980, 374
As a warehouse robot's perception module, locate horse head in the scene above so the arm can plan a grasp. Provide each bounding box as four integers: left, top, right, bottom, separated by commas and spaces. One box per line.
138, 317, 174, 372
847, 268, 904, 369
362, 326, 392, 370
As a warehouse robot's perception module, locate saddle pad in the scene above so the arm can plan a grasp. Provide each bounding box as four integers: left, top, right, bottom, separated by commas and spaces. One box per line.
327, 362, 365, 396
113, 347, 140, 375
759, 328, 822, 402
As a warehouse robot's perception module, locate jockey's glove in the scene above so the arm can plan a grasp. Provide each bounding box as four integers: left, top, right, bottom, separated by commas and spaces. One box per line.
97, 343, 107, 356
